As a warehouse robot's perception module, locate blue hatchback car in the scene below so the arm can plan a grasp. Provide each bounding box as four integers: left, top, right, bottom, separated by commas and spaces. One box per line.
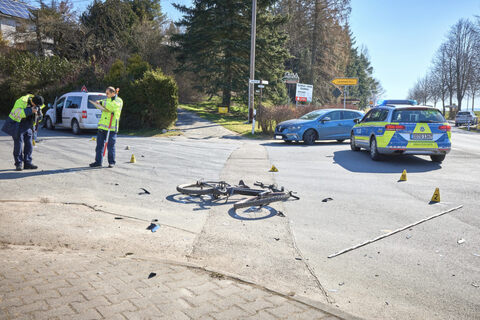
274, 109, 364, 145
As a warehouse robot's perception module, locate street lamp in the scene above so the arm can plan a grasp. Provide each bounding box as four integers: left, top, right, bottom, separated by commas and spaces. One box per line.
248, 0, 257, 124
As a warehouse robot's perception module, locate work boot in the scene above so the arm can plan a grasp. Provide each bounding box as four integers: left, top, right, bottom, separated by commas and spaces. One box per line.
15, 165, 22, 171
89, 162, 102, 168
24, 163, 38, 170
108, 164, 115, 168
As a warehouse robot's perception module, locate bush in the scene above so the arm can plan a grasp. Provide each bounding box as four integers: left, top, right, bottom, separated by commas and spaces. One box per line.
121, 69, 178, 129
257, 104, 359, 134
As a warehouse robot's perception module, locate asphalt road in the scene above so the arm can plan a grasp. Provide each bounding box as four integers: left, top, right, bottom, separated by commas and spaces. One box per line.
265, 127, 480, 320
1, 113, 479, 320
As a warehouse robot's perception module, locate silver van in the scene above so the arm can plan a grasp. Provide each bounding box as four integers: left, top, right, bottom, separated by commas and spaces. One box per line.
44, 92, 106, 134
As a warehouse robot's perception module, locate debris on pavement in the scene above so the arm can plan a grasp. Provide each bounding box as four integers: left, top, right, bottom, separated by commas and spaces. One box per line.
148, 272, 156, 279
152, 219, 158, 222
139, 188, 151, 195
210, 272, 224, 279
269, 165, 279, 172
114, 217, 123, 220
406, 235, 412, 239
322, 197, 333, 202
125, 146, 130, 150
339, 282, 345, 286
295, 257, 302, 261
472, 283, 479, 288
457, 238, 466, 244
274, 237, 280, 241
328, 289, 338, 293
385, 302, 389, 306
125, 252, 134, 256
276, 211, 285, 217
287, 291, 295, 296
146, 223, 160, 232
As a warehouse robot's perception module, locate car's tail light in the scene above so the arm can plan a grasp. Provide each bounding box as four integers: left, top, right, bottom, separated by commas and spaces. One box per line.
385, 124, 405, 131
439, 125, 451, 132
82, 110, 87, 119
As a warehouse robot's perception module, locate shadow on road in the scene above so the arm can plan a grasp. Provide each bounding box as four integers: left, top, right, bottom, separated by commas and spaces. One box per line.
0, 166, 94, 180
261, 140, 346, 147
165, 193, 237, 211
228, 206, 278, 221
333, 150, 442, 173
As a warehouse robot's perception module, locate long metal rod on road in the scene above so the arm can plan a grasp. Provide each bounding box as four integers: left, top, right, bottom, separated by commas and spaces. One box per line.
328, 205, 464, 259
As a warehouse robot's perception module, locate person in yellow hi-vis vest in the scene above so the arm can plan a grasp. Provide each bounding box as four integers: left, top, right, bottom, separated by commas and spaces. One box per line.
1, 94, 44, 171
89, 87, 123, 168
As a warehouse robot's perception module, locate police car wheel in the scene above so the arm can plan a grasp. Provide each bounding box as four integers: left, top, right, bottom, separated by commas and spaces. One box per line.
72, 119, 80, 135
350, 133, 360, 151
369, 138, 381, 161
430, 154, 446, 163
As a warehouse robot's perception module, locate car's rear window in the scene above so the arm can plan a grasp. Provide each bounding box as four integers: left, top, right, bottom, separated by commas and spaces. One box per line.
457, 112, 470, 116
87, 95, 106, 109
392, 109, 446, 123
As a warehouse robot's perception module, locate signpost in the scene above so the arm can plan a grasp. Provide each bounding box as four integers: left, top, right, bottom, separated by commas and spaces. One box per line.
331, 78, 358, 109
251, 80, 269, 135
295, 83, 313, 105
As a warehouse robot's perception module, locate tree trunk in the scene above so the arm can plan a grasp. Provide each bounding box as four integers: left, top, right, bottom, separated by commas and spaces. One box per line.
310, 0, 320, 85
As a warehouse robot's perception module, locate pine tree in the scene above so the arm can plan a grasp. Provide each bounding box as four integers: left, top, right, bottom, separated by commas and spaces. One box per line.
172, 0, 289, 106
345, 28, 382, 108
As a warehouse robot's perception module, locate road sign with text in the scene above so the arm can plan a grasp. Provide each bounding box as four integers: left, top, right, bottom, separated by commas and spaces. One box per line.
331, 78, 358, 86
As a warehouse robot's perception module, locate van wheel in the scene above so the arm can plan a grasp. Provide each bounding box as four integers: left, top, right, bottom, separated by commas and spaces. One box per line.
72, 119, 80, 135
430, 155, 446, 162
369, 137, 381, 161
45, 116, 54, 130
303, 129, 317, 145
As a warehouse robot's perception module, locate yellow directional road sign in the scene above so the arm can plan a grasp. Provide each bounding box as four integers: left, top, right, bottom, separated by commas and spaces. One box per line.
331, 78, 358, 86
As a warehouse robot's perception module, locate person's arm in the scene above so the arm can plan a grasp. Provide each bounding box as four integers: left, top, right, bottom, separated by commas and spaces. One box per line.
88, 100, 107, 111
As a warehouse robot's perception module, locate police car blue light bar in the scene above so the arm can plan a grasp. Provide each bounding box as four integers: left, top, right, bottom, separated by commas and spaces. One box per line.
378, 99, 418, 106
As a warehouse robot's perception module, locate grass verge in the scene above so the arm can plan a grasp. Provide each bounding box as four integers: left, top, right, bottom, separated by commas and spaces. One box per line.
119, 128, 183, 138
180, 100, 269, 139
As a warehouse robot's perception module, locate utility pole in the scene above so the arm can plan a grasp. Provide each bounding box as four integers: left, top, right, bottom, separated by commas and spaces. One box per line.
248, 0, 257, 123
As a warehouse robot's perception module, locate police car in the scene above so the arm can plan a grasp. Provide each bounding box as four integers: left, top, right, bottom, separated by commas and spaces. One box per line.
350, 100, 451, 162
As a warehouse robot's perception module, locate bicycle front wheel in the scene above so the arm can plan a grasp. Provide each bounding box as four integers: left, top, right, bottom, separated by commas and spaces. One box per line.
177, 182, 216, 195
233, 193, 290, 209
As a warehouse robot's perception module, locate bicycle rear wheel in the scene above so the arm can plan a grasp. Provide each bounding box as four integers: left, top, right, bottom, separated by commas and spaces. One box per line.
177, 182, 218, 195
233, 193, 291, 209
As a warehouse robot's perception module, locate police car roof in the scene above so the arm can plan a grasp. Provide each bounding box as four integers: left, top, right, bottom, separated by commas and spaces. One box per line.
376, 105, 435, 110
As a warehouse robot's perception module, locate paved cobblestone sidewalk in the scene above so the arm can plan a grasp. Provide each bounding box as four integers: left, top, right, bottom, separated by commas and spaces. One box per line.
0, 246, 341, 320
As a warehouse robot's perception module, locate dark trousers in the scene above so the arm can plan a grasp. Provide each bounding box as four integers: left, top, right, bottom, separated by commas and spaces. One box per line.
13, 128, 33, 166
95, 129, 117, 165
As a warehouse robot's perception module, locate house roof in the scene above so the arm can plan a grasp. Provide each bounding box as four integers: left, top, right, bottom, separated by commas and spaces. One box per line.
0, 0, 36, 20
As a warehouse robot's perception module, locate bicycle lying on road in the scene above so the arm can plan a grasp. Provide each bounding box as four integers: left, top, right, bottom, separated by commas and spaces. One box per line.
176, 180, 299, 209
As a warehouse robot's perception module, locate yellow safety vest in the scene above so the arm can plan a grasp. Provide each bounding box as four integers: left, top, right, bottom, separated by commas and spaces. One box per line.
98, 96, 123, 132
9, 94, 34, 123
